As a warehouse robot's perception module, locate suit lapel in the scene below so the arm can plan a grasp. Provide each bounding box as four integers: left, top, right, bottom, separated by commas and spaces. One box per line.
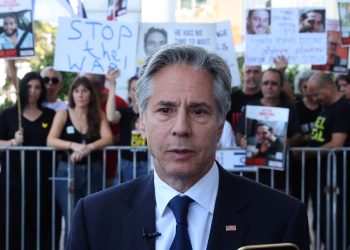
207, 163, 250, 250
122, 174, 156, 250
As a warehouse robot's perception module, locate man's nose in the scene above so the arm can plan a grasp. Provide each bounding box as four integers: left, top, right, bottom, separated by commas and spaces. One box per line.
171, 110, 191, 137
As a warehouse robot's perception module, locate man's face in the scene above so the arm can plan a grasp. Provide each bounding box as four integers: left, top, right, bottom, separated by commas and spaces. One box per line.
144, 31, 167, 55
247, 10, 270, 34
140, 64, 224, 183
243, 65, 262, 89
43, 70, 62, 96
257, 125, 272, 142
307, 80, 330, 105
301, 12, 323, 33
261, 71, 282, 100
338, 79, 350, 101
327, 34, 339, 56
4, 16, 18, 36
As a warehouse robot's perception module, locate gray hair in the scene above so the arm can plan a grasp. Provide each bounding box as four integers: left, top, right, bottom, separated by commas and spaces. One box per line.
40, 66, 62, 82
136, 44, 232, 125
294, 69, 315, 94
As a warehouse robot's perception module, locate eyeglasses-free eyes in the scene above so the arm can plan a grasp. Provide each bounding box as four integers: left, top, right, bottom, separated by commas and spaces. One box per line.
43, 77, 60, 84
262, 81, 279, 86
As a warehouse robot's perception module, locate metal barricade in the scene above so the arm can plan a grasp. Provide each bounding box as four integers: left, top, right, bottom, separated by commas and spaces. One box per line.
1, 146, 348, 250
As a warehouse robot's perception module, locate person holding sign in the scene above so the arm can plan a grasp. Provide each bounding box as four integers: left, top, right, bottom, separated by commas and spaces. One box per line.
246, 9, 271, 35
106, 69, 148, 184
0, 72, 56, 249
299, 10, 325, 33
237, 68, 302, 196
0, 13, 33, 50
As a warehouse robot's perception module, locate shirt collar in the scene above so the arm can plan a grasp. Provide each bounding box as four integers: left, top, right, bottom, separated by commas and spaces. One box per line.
154, 161, 219, 217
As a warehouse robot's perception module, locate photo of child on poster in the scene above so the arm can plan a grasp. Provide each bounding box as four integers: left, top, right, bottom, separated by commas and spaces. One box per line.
0, 10, 35, 59
107, 0, 127, 20
312, 19, 349, 74
245, 106, 289, 170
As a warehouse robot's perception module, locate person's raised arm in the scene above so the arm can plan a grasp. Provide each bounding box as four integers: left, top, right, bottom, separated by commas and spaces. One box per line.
106, 68, 122, 124
274, 55, 294, 103
6, 60, 19, 87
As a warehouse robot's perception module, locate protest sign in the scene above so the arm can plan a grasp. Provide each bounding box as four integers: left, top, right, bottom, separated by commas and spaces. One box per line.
312, 19, 349, 74
54, 17, 138, 76
245, 105, 289, 170
136, 22, 240, 87
0, 0, 35, 59
107, 0, 127, 20
215, 149, 257, 172
216, 21, 240, 87
338, 0, 350, 46
245, 8, 327, 66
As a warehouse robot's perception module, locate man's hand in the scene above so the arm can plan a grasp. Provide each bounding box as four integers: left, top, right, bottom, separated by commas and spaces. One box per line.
274, 55, 288, 75
106, 68, 121, 86
240, 135, 247, 149
260, 140, 271, 153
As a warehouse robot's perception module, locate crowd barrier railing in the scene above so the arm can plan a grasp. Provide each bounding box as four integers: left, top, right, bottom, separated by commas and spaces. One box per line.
0, 146, 348, 250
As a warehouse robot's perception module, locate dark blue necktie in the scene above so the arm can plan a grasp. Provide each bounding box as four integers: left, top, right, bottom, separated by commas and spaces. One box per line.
168, 195, 194, 250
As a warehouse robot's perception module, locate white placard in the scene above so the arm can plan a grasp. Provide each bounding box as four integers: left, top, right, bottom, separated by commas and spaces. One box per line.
136, 23, 216, 67
245, 8, 327, 65
0, 0, 35, 59
54, 17, 139, 76
216, 21, 240, 87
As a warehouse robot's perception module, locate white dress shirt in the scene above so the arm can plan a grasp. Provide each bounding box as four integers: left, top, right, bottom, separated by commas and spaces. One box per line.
154, 162, 219, 250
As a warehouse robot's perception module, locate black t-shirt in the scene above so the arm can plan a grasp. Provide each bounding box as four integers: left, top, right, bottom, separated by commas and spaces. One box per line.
60, 110, 100, 164
256, 135, 284, 159
236, 99, 302, 138
0, 107, 55, 189
117, 106, 147, 162
310, 97, 350, 148
295, 100, 322, 136
226, 90, 263, 133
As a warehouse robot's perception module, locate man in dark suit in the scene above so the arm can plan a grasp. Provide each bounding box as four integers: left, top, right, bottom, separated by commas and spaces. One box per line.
67, 44, 309, 250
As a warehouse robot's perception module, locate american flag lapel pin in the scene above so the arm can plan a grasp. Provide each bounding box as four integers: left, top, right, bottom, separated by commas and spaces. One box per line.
226, 225, 236, 231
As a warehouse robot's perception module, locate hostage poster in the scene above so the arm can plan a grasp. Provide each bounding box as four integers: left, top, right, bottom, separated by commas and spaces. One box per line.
245, 105, 289, 170
0, 0, 35, 59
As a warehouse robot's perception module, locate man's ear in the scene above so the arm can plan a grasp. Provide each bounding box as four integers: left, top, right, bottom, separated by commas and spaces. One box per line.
140, 116, 147, 141
217, 117, 226, 142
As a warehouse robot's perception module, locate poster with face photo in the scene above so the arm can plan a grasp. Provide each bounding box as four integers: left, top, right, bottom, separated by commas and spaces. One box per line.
0, 0, 35, 59
245, 8, 327, 66
107, 0, 127, 20
338, 0, 350, 46
312, 19, 349, 74
245, 105, 289, 170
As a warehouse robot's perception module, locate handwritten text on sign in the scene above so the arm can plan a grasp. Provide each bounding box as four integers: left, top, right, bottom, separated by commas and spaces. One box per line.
54, 17, 139, 75
245, 8, 327, 65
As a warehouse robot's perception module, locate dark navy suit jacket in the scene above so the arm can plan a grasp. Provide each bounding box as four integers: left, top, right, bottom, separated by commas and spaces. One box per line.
66, 163, 309, 250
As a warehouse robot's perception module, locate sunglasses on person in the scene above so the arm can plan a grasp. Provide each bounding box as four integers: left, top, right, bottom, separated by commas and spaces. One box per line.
43, 77, 60, 84
262, 81, 279, 86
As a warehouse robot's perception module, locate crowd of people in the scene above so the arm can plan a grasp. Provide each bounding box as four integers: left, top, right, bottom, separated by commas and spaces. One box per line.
0, 54, 349, 248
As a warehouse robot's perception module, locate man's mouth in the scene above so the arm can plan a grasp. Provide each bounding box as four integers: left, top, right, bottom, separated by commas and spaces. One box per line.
167, 149, 196, 159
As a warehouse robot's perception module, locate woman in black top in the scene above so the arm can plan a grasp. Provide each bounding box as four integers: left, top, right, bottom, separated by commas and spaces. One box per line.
0, 72, 56, 249
47, 77, 112, 246
106, 68, 148, 184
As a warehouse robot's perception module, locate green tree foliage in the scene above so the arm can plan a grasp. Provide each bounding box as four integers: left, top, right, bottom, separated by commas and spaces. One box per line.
28, 21, 76, 101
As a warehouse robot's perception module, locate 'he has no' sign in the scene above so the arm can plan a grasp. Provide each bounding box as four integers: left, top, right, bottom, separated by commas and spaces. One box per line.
54, 17, 139, 76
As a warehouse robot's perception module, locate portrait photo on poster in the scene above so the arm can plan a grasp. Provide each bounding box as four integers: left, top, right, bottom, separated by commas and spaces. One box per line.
299, 9, 325, 33
143, 27, 168, 56
312, 19, 349, 74
107, 0, 127, 20
0, 10, 35, 59
245, 106, 289, 170
338, 0, 350, 46
245, 7, 327, 66
246, 9, 271, 35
